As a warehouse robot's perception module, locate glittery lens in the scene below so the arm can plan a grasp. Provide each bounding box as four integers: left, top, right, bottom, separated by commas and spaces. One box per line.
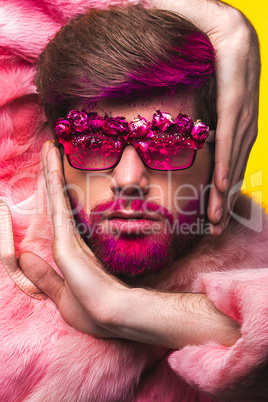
63, 134, 195, 171
66, 134, 123, 170
138, 136, 195, 170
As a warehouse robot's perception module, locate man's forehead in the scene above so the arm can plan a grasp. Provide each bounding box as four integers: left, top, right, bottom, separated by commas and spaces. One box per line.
80, 91, 197, 121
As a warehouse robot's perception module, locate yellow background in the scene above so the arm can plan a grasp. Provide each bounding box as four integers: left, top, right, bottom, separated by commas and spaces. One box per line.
226, 0, 268, 208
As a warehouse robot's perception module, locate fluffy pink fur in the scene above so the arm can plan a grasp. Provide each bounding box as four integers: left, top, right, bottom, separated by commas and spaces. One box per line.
0, 0, 268, 400
169, 268, 268, 399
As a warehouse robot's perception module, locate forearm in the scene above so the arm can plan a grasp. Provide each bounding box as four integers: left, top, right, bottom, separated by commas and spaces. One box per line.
151, 0, 255, 46
100, 287, 241, 349
151, 0, 236, 30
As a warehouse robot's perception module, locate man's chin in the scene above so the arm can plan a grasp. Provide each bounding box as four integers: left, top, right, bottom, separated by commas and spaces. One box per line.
89, 231, 174, 277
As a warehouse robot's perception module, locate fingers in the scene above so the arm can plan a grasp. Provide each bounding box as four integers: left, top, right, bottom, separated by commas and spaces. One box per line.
213, 113, 238, 194
207, 176, 225, 236
223, 137, 255, 226
208, 83, 258, 232
42, 141, 90, 250
42, 141, 78, 249
207, 119, 237, 230
207, 89, 242, 229
41, 141, 99, 289
208, 120, 257, 235
19, 251, 64, 304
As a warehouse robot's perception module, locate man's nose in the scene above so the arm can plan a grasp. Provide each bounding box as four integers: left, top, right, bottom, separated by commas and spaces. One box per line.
110, 145, 149, 196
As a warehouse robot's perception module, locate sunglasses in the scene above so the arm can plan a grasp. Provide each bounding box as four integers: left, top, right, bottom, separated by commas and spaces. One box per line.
54, 110, 210, 171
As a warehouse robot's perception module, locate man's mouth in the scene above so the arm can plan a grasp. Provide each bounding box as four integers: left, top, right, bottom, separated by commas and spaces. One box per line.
103, 210, 163, 235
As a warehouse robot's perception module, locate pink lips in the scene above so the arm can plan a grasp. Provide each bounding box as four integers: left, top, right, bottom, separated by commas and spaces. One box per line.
104, 210, 163, 235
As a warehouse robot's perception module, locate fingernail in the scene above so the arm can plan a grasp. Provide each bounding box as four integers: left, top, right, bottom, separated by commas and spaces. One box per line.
210, 224, 223, 236
215, 208, 223, 222
48, 141, 54, 149
214, 225, 223, 236
223, 178, 228, 191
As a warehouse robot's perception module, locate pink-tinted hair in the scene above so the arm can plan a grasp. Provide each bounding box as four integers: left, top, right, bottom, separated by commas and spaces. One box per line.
35, 5, 216, 128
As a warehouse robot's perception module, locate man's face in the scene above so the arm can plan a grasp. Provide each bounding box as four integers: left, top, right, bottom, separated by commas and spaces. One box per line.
63, 93, 213, 278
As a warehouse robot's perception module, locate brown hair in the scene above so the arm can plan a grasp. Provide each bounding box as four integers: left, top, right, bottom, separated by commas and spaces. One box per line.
35, 5, 217, 128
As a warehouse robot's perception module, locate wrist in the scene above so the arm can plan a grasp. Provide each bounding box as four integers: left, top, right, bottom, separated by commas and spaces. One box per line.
91, 280, 128, 331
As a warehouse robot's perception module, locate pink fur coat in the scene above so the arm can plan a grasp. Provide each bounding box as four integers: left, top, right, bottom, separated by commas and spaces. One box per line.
0, 0, 268, 400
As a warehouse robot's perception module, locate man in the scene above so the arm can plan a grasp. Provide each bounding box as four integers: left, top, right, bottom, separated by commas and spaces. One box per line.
0, 3, 267, 402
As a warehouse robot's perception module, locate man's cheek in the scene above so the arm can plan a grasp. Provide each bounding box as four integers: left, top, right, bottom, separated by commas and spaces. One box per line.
65, 167, 114, 214
84, 172, 114, 209
173, 183, 200, 217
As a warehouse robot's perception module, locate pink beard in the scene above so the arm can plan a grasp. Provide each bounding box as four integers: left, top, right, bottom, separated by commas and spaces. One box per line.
72, 199, 200, 277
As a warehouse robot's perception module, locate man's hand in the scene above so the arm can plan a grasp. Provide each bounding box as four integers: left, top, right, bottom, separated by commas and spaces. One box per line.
151, 0, 260, 235
19, 141, 126, 338
19, 141, 240, 348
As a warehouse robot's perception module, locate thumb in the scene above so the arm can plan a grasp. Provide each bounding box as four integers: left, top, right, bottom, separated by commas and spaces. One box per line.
19, 251, 64, 304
